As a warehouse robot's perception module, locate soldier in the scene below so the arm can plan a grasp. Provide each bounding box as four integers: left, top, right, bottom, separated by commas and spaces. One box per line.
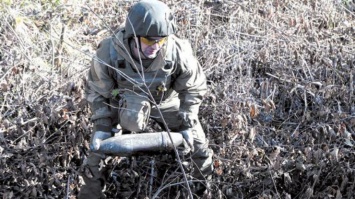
78, 0, 213, 198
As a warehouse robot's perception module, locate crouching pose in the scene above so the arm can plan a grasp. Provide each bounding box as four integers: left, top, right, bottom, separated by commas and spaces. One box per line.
78, 1, 213, 198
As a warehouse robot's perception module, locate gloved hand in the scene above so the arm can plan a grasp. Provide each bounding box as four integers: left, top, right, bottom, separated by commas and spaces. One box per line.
90, 131, 112, 151
180, 129, 194, 153
178, 112, 198, 128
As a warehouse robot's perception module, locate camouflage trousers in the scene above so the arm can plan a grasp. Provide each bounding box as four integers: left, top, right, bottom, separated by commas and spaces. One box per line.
78, 97, 213, 199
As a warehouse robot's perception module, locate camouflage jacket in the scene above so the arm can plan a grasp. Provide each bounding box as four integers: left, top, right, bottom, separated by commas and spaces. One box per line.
85, 29, 207, 132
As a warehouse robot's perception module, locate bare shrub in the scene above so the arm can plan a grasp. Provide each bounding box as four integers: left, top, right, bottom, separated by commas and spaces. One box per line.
0, 0, 354, 198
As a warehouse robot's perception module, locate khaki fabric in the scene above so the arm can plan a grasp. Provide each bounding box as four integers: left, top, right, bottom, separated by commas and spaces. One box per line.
119, 91, 151, 132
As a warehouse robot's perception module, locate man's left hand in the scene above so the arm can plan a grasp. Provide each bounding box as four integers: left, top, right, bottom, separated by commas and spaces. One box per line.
178, 112, 198, 128
180, 129, 194, 153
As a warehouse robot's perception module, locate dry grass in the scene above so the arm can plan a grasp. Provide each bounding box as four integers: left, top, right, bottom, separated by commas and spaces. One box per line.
0, 0, 354, 198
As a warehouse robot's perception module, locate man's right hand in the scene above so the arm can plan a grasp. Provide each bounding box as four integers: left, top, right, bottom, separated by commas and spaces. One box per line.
90, 131, 112, 151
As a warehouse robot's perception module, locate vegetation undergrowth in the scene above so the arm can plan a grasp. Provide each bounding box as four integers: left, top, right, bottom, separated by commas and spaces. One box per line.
0, 0, 354, 198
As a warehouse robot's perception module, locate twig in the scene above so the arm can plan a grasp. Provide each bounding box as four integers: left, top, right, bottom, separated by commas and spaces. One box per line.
42, 120, 70, 144
0, 93, 8, 118
0, 65, 16, 82
269, 170, 281, 199
291, 123, 301, 137
149, 158, 155, 198
313, 164, 323, 189
65, 175, 71, 199
266, 72, 292, 83
303, 89, 307, 121
153, 180, 202, 199
340, 3, 355, 17
12, 118, 39, 142
349, 73, 353, 108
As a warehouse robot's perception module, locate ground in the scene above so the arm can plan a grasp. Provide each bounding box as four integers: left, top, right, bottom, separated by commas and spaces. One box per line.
0, 0, 354, 198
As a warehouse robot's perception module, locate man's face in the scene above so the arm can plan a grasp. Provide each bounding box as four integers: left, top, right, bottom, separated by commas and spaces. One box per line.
134, 36, 167, 59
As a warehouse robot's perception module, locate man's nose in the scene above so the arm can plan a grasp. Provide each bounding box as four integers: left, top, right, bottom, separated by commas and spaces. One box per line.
151, 42, 160, 49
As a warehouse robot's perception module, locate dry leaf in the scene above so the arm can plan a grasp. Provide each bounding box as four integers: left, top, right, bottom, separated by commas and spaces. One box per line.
0, 81, 9, 91
329, 147, 339, 163
250, 103, 259, 118
304, 187, 313, 199
213, 159, 222, 168
221, 117, 229, 128
213, 159, 225, 174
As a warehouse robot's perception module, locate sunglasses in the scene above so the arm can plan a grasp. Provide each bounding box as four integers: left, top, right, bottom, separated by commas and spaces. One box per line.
140, 36, 167, 46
